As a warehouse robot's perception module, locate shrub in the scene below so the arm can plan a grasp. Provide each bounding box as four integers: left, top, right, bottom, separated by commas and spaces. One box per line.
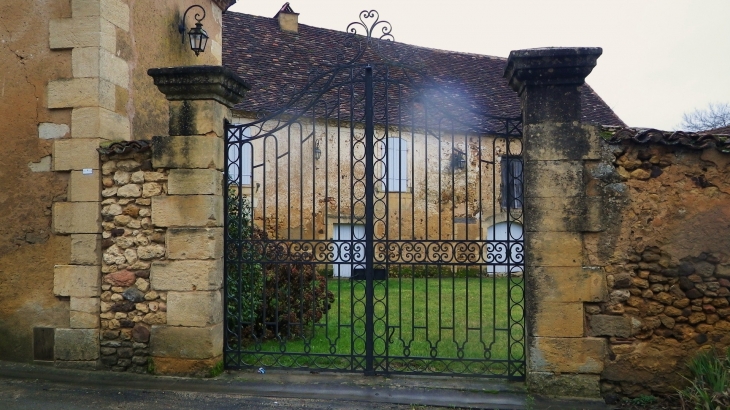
226, 189, 333, 342
255, 244, 334, 339
226, 193, 264, 329
678, 346, 730, 410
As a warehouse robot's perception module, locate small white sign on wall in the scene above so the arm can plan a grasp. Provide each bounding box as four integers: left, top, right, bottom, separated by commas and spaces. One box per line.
82, 168, 93, 175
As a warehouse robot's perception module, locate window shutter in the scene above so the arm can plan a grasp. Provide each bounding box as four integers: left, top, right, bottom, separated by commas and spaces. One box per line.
241, 127, 252, 185
386, 138, 407, 192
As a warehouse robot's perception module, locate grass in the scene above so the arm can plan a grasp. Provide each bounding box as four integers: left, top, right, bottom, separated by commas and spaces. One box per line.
678, 347, 730, 409
235, 275, 524, 375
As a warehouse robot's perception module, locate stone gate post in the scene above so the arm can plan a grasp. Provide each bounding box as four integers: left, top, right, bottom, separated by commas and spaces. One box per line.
504, 48, 609, 396
146, 66, 248, 375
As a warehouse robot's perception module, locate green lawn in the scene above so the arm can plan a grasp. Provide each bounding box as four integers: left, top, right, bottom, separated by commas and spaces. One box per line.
236, 276, 524, 375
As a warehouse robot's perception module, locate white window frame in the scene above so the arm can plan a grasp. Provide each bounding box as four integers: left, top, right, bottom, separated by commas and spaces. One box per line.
384, 137, 408, 192
227, 126, 253, 186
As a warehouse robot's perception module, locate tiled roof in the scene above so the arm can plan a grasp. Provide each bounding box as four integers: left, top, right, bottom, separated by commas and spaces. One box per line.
222, 11, 625, 129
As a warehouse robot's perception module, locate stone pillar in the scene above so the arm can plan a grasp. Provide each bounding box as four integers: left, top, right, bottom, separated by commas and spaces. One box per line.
146, 66, 248, 375
504, 48, 609, 397
49, 0, 132, 369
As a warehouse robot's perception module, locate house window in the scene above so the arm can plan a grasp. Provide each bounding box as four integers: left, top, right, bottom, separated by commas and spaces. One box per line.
227, 126, 252, 186
385, 137, 408, 192
500, 156, 523, 209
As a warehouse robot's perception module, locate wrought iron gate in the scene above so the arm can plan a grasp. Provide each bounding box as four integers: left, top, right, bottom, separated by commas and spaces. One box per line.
224, 11, 525, 379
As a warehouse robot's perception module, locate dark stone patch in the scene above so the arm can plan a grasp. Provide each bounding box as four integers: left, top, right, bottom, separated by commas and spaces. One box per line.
679, 277, 695, 291
678, 262, 695, 276
119, 320, 134, 328
100, 355, 118, 366
117, 348, 134, 359
102, 330, 120, 340
111, 301, 135, 313
131, 325, 150, 343
686, 289, 703, 299
123, 287, 145, 303
140, 159, 153, 171
135, 270, 150, 279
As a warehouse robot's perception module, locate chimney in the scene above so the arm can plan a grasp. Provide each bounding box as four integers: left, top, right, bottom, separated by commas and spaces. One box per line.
274, 2, 299, 33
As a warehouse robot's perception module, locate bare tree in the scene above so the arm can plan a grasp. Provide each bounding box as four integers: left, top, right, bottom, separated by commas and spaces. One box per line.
680, 102, 730, 132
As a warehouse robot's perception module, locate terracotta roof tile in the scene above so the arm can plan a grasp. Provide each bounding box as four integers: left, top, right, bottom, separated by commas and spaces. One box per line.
223, 12, 625, 128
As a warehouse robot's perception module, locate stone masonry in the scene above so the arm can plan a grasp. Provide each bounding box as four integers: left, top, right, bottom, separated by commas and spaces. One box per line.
583, 135, 730, 399
145, 65, 248, 376
98, 146, 168, 372
50, 0, 132, 369
504, 48, 610, 398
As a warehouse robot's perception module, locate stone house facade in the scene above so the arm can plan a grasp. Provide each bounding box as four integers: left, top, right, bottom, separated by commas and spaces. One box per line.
0, 0, 237, 371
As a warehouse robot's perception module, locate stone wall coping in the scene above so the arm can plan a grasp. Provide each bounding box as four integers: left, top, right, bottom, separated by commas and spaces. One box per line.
503, 47, 603, 94
147, 65, 250, 108
603, 126, 730, 154
97, 140, 151, 156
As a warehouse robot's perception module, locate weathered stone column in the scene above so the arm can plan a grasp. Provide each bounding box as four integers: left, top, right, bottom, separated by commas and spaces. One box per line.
504, 48, 609, 397
146, 66, 248, 375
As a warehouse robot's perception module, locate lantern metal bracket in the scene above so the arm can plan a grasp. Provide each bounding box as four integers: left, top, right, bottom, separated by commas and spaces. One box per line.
179, 5, 206, 45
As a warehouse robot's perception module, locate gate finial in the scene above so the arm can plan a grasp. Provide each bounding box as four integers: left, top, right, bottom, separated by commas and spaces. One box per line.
346, 10, 394, 42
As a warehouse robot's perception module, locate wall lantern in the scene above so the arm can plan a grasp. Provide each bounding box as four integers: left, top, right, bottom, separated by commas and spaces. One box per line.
452, 150, 466, 170
179, 5, 209, 56
314, 140, 322, 160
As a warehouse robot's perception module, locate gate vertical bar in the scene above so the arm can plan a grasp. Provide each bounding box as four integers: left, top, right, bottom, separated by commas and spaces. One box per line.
364, 64, 375, 376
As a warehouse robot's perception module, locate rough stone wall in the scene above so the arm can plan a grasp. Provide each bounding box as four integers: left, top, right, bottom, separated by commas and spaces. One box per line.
98, 149, 168, 372
0, 0, 75, 362
584, 137, 730, 398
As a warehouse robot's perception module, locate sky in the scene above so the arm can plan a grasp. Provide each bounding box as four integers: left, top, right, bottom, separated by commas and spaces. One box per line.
228, 0, 730, 130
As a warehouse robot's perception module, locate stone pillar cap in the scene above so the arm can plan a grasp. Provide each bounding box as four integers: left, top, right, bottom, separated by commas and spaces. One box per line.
503, 47, 602, 95
147, 65, 250, 108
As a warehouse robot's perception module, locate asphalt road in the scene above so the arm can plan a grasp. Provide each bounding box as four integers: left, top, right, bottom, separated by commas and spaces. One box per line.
0, 376, 432, 410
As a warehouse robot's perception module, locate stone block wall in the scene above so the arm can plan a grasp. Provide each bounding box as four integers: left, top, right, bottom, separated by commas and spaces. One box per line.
584, 130, 730, 399
98, 146, 169, 372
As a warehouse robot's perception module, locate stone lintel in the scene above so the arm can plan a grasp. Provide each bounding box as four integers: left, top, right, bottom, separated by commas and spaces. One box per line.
147, 65, 249, 108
